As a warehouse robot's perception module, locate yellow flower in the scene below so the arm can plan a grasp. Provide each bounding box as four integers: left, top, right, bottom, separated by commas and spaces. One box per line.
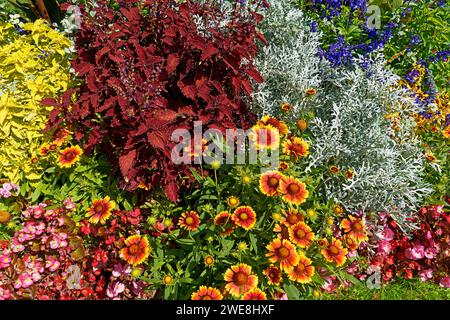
227, 196, 240, 208
163, 274, 174, 285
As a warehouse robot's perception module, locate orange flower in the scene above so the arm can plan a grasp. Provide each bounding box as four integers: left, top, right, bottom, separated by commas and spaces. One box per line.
321, 238, 348, 267
283, 137, 309, 160
278, 161, 289, 171
296, 119, 308, 132
279, 177, 309, 205
58, 145, 83, 168
289, 222, 314, 248
343, 234, 359, 251
281, 208, 304, 227
249, 124, 280, 150
232, 206, 257, 230
178, 211, 200, 231
333, 204, 344, 216
280, 102, 292, 113
86, 196, 115, 224
259, 171, 285, 196
345, 169, 355, 180
242, 288, 267, 300
224, 263, 258, 297
263, 266, 282, 285
191, 286, 223, 300
329, 165, 340, 174
214, 211, 235, 236
204, 255, 215, 267
443, 126, 450, 139
0, 211, 11, 224
258, 115, 289, 135
341, 215, 368, 242
273, 223, 290, 240
120, 235, 151, 266
287, 254, 315, 283
266, 238, 299, 272
305, 88, 317, 96
53, 128, 71, 145
39, 144, 49, 156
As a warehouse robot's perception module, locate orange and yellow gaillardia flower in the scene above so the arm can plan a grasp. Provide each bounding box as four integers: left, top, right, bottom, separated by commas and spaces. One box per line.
280, 102, 292, 113
232, 206, 257, 230
321, 238, 348, 267
58, 145, 83, 168
191, 286, 223, 300
86, 196, 115, 224
343, 234, 359, 251
266, 238, 299, 272
224, 263, 258, 297
283, 136, 309, 160
242, 288, 267, 300
263, 266, 282, 285
214, 211, 236, 236
259, 171, 285, 196
345, 169, 355, 180
287, 254, 315, 284
341, 215, 368, 242
443, 126, 450, 139
249, 124, 280, 150
53, 128, 71, 145
289, 221, 315, 248
281, 208, 304, 227
329, 165, 340, 174
279, 177, 309, 205
178, 211, 200, 231
120, 235, 151, 266
258, 115, 289, 135
273, 223, 290, 240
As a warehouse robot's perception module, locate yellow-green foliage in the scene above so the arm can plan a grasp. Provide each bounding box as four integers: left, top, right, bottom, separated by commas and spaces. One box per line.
0, 19, 72, 183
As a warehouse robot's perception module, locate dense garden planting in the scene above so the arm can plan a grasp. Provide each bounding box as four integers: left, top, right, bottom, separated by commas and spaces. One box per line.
0, 0, 449, 300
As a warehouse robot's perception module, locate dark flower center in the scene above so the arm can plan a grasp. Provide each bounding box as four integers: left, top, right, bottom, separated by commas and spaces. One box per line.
287, 183, 300, 194
278, 247, 290, 258
234, 272, 248, 286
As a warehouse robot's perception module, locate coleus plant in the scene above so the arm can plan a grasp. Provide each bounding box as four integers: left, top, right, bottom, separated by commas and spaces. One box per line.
45, 0, 265, 201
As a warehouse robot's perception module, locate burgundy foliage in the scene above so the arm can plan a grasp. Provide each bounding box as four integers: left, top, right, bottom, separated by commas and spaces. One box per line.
46, 0, 265, 201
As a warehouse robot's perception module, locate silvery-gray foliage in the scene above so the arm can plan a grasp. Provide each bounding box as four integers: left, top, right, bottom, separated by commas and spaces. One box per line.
251, 0, 324, 117
253, 0, 432, 231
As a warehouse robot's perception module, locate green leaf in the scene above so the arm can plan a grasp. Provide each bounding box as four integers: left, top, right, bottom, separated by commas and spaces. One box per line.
284, 283, 300, 300
249, 233, 258, 254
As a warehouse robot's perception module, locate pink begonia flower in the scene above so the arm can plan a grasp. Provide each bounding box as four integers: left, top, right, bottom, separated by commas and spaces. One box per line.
424, 247, 437, 259
63, 197, 76, 210
274, 291, 288, 300
0, 254, 11, 268
404, 244, 425, 260
106, 282, 125, 298
112, 263, 131, 278
45, 257, 61, 272
377, 240, 392, 255
439, 277, 450, 288
321, 276, 337, 293
430, 205, 444, 220
0, 287, 10, 300
15, 273, 34, 289
378, 226, 394, 241
11, 240, 25, 253
418, 269, 433, 282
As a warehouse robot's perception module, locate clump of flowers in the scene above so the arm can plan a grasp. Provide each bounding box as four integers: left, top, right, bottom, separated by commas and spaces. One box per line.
0, 202, 83, 299
359, 205, 450, 286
